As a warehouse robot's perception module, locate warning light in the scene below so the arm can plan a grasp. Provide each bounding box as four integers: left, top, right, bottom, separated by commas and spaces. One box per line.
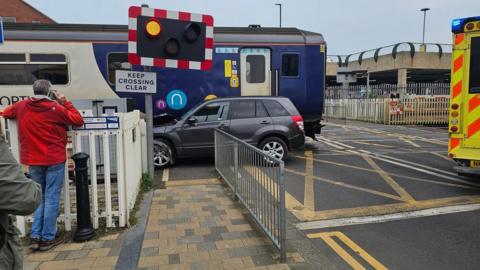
184, 23, 202, 43
452, 103, 459, 110
165, 38, 180, 56
451, 126, 458, 132
146, 18, 162, 38
466, 22, 475, 31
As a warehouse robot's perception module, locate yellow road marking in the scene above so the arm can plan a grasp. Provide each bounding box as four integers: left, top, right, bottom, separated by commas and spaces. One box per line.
291, 155, 479, 190
308, 231, 388, 270
314, 195, 480, 220
431, 151, 455, 162
354, 141, 394, 148
286, 168, 407, 202
362, 155, 416, 203
166, 178, 221, 187
304, 151, 315, 212
243, 166, 314, 220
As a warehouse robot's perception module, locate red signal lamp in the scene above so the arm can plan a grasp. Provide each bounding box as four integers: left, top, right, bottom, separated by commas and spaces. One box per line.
146, 18, 162, 38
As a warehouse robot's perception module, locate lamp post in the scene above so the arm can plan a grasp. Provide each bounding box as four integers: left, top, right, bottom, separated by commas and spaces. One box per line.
420, 8, 430, 45
275, 3, 282, 28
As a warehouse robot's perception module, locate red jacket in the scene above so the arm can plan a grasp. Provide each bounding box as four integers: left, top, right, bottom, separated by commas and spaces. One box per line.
1, 98, 84, 166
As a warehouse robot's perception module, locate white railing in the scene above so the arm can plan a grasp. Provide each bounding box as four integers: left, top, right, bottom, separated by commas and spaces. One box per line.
1, 111, 147, 236
324, 96, 449, 125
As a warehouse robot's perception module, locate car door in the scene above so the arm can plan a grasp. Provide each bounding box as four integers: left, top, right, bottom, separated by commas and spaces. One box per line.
228, 100, 274, 144
179, 101, 230, 157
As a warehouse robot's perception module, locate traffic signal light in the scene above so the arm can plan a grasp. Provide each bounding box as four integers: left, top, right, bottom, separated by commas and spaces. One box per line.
128, 6, 214, 70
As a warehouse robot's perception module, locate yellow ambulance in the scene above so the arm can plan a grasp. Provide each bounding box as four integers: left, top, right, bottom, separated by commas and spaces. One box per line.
449, 16, 480, 175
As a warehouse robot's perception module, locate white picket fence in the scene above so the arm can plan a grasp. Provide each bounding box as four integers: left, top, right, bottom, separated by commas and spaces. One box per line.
324, 96, 449, 125
1, 111, 147, 236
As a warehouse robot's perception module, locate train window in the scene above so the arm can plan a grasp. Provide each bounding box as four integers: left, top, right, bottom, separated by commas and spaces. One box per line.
0, 54, 26, 63
470, 37, 480, 93
108, 53, 132, 84
281, 54, 299, 77
246, 55, 265, 83
30, 54, 66, 63
0, 64, 68, 85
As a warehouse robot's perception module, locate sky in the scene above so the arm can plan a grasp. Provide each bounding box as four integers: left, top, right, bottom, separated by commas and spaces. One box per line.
27, 0, 480, 55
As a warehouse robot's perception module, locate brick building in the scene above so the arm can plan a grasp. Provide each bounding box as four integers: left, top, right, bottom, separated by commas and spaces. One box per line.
0, 0, 55, 23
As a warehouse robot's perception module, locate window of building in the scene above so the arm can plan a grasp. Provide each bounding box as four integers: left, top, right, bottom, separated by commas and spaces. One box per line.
263, 100, 289, 116
107, 53, 132, 84
230, 100, 256, 119
281, 54, 299, 77
246, 55, 265, 83
2, 17, 16, 23
470, 37, 480, 93
0, 53, 68, 85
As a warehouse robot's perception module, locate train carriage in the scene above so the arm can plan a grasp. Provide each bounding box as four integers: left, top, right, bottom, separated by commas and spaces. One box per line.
0, 23, 326, 137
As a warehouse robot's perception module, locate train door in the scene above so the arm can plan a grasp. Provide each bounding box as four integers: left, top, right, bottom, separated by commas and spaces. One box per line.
240, 48, 271, 96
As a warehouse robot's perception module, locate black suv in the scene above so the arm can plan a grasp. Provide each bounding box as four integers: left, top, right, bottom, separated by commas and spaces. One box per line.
152, 97, 305, 168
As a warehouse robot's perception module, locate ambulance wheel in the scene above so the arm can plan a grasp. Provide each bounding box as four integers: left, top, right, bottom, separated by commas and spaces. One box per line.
153, 139, 175, 169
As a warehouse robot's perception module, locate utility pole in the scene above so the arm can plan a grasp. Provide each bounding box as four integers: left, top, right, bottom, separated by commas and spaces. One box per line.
275, 3, 282, 28
420, 8, 430, 52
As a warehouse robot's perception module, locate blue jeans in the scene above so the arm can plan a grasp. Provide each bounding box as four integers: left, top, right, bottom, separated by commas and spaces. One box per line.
29, 163, 65, 241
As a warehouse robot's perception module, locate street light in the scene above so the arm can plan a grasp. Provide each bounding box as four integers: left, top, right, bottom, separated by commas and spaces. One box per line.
420, 8, 430, 44
275, 3, 282, 28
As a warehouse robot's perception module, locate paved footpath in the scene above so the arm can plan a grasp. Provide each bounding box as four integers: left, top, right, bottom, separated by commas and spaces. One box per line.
23, 179, 306, 269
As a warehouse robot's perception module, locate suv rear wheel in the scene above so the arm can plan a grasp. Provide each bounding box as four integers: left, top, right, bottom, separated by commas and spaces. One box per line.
259, 137, 288, 161
153, 139, 175, 169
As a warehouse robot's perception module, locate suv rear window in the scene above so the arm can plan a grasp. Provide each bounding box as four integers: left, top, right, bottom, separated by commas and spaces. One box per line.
263, 100, 290, 116
230, 100, 256, 119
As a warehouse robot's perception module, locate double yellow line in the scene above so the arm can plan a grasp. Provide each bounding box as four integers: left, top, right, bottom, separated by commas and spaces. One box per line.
308, 231, 388, 270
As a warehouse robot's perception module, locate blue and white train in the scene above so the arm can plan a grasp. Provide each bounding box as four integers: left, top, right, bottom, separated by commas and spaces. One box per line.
0, 23, 326, 137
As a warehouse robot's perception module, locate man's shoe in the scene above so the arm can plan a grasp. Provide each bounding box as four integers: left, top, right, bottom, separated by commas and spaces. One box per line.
29, 238, 40, 251
39, 235, 64, 251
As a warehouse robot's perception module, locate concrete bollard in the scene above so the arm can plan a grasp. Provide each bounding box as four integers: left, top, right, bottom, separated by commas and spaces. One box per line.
72, 152, 95, 242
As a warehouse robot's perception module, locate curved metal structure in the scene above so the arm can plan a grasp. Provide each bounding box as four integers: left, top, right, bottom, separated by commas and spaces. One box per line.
392, 42, 415, 59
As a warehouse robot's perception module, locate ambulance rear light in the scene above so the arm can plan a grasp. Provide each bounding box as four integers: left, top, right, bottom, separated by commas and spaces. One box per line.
449, 153, 454, 158
291, 115, 304, 132
451, 111, 459, 117
466, 22, 475, 31
477, 22, 480, 30
452, 103, 459, 110
451, 126, 458, 132
451, 118, 459, 125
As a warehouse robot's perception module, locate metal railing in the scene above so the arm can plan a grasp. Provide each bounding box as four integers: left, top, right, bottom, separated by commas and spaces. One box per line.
214, 129, 286, 262
325, 83, 450, 99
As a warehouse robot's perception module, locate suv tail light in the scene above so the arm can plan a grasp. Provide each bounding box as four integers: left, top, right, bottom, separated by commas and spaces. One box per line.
291, 115, 304, 132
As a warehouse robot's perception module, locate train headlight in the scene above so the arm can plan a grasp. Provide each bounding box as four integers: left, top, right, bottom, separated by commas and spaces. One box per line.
451, 119, 459, 125
146, 19, 162, 38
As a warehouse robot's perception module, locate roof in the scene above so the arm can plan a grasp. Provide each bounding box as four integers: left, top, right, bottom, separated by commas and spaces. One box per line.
3, 22, 325, 44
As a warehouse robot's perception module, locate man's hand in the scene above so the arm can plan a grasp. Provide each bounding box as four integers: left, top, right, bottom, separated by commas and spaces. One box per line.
52, 90, 67, 105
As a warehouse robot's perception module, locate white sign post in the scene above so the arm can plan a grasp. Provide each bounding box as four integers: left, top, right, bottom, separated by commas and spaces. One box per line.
115, 70, 156, 94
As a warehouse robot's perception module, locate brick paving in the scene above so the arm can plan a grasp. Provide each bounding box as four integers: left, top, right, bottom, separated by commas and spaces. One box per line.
23, 181, 303, 269
138, 183, 301, 270
24, 233, 124, 270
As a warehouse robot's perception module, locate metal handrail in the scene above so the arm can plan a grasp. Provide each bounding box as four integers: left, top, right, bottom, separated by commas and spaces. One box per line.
214, 129, 286, 262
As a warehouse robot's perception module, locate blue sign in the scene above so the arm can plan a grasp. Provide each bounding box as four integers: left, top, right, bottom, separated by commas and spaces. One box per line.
73, 116, 120, 130
0, 17, 3, 46
166, 89, 187, 110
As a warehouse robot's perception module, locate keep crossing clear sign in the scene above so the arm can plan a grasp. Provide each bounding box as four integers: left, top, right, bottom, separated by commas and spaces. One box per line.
115, 70, 157, 94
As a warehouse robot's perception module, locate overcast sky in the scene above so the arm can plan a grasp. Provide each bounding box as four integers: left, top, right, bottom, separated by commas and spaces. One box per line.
27, 0, 480, 55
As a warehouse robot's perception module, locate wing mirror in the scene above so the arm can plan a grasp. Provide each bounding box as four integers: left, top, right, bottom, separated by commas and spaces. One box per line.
187, 117, 198, 125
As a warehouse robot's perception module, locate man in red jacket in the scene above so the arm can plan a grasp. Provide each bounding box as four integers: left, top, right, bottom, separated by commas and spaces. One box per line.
1, 79, 84, 251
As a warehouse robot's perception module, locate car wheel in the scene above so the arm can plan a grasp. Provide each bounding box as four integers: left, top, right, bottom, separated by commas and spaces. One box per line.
153, 139, 175, 169
259, 137, 288, 161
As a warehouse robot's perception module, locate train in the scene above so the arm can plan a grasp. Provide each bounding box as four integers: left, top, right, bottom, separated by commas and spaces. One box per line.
0, 22, 326, 138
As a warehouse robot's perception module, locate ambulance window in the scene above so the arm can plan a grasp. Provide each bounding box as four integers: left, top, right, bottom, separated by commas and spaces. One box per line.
108, 53, 132, 84
470, 37, 480, 93
281, 54, 299, 77
246, 55, 265, 83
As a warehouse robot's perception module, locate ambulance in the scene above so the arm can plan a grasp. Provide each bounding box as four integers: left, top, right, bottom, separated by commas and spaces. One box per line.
449, 16, 480, 175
